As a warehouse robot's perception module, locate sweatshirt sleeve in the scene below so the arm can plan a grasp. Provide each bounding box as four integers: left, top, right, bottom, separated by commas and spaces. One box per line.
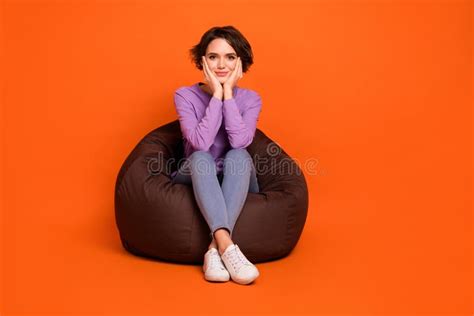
222, 91, 262, 149
174, 89, 223, 152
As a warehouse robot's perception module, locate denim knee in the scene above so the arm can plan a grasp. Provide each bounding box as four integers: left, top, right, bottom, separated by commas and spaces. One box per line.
188, 150, 216, 175
224, 148, 253, 174
224, 148, 251, 160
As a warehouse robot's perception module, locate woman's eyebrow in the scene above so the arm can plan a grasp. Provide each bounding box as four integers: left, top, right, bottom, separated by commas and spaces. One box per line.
207, 52, 237, 56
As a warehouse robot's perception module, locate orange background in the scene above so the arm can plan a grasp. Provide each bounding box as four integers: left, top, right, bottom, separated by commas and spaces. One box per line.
1, 0, 472, 315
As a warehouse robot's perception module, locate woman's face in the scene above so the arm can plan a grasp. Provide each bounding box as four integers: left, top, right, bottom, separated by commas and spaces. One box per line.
204, 38, 238, 84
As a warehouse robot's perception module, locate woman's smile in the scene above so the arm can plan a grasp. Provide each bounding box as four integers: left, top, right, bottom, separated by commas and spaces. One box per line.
215, 72, 228, 77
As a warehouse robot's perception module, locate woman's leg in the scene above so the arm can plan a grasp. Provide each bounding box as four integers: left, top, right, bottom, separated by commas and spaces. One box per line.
171, 149, 259, 253
187, 150, 232, 241
220, 148, 256, 240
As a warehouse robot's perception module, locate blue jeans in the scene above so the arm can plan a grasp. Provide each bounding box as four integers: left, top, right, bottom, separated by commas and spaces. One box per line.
171, 148, 259, 240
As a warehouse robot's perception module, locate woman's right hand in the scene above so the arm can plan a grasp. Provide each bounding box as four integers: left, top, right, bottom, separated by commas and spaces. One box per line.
202, 56, 223, 99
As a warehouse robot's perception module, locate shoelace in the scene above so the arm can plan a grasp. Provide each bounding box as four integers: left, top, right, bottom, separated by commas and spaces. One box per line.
227, 245, 252, 273
235, 245, 252, 265
208, 250, 225, 271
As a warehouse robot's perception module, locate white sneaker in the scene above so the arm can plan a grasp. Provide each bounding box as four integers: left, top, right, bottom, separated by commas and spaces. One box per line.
203, 248, 230, 282
220, 244, 259, 285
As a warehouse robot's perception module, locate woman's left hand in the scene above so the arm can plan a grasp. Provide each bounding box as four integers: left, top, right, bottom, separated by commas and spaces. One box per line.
223, 57, 243, 91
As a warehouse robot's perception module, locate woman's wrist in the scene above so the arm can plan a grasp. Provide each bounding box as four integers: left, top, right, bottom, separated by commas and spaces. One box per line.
223, 86, 233, 100
213, 91, 223, 100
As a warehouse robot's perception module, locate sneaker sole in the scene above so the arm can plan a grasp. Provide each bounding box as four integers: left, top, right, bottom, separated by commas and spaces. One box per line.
231, 270, 260, 285
204, 274, 230, 282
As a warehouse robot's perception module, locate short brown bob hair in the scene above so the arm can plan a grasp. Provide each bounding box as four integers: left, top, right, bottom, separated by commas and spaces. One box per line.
189, 25, 254, 73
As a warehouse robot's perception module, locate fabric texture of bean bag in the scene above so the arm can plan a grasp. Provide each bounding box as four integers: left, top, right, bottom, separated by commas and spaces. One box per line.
114, 119, 309, 264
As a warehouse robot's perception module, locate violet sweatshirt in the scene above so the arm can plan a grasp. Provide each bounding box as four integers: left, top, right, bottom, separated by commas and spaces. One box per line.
170, 82, 262, 178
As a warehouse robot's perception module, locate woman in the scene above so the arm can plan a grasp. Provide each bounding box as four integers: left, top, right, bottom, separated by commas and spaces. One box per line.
171, 25, 262, 285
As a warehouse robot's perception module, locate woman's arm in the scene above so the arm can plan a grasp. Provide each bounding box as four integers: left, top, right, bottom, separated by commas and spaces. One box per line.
222, 91, 262, 149
174, 89, 223, 152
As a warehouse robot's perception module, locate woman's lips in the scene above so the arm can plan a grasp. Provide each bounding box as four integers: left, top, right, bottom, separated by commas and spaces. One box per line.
215, 72, 228, 77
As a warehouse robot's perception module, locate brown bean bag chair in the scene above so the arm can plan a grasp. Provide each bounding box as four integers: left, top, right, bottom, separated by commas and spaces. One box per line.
114, 119, 308, 264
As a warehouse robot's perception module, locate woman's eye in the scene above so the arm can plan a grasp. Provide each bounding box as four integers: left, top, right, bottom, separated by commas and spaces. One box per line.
208, 56, 235, 60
